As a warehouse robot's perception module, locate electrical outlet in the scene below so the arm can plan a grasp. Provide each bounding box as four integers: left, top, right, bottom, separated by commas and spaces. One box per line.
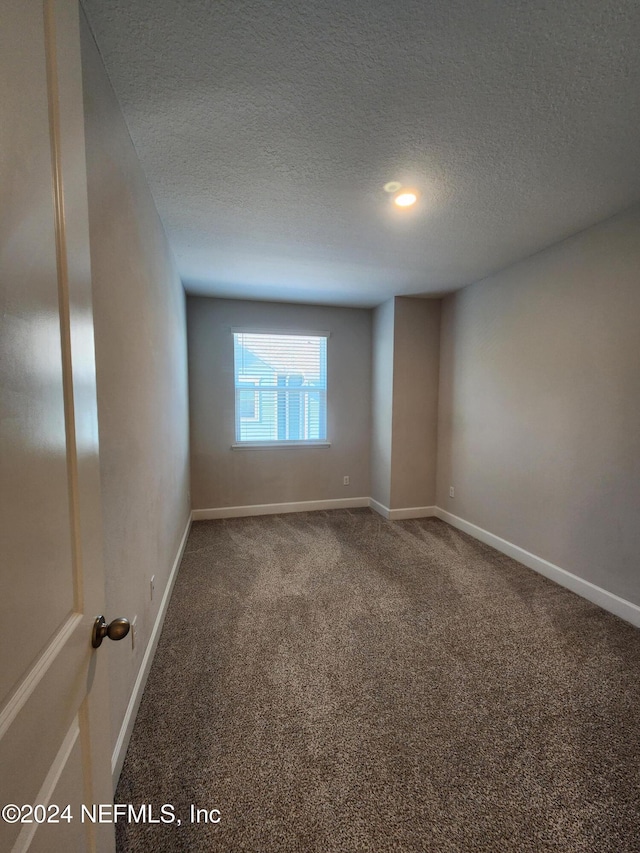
150, 575, 155, 601
343, 475, 350, 486
449, 486, 455, 498
131, 615, 137, 651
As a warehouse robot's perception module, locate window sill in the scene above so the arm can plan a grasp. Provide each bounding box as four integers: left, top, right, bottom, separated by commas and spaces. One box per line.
231, 441, 331, 450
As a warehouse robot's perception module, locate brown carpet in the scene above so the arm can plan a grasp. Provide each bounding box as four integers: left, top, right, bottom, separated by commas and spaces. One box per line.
115, 510, 640, 852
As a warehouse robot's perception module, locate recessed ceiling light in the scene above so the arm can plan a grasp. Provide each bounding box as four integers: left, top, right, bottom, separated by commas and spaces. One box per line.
383, 181, 402, 193
394, 191, 418, 208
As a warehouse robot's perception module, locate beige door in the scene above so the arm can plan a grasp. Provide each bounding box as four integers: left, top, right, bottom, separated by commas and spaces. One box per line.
1, 1, 115, 850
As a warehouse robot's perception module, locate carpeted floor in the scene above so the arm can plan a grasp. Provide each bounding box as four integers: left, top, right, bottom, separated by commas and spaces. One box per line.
115, 510, 640, 852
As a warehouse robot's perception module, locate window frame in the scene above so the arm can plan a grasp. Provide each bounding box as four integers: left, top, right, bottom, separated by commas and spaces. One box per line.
231, 328, 331, 449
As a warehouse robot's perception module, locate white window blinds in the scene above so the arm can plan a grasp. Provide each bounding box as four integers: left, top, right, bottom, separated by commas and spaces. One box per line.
233, 332, 328, 443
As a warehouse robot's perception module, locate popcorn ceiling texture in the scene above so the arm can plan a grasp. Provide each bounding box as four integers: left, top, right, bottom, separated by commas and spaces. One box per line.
82, 0, 640, 306
115, 510, 640, 852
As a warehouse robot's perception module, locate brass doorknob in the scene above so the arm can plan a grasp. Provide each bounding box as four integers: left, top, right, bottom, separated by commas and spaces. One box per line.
92, 615, 131, 648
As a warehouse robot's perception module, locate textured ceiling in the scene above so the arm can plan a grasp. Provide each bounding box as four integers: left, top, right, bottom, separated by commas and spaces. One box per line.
83, 0, 640, 307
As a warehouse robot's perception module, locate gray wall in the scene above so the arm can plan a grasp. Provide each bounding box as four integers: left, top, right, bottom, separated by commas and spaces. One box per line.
391, 297, 441, 509
81, 17, 191, 753
188, 297, 371, 508
370, 299, 395, 508
436, 204, 640, 605
370, 297, 441, 510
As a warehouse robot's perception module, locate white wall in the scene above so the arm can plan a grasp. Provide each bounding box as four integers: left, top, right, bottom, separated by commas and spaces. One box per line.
81, 14, 191, 764
188, 297, 371, 510
437, 204, 640, 605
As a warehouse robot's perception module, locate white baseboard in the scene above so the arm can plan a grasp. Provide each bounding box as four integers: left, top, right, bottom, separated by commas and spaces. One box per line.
434, 508, 640, 629
389, 505, 436, 521
369, 499, 436, 521
369, 498, 390, 519
192, 497, 370, 520
111, 513, 192, 788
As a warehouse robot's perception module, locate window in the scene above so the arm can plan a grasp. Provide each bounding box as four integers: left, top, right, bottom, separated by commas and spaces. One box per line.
233, 331, 328, 445
237, 376, 260, 421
